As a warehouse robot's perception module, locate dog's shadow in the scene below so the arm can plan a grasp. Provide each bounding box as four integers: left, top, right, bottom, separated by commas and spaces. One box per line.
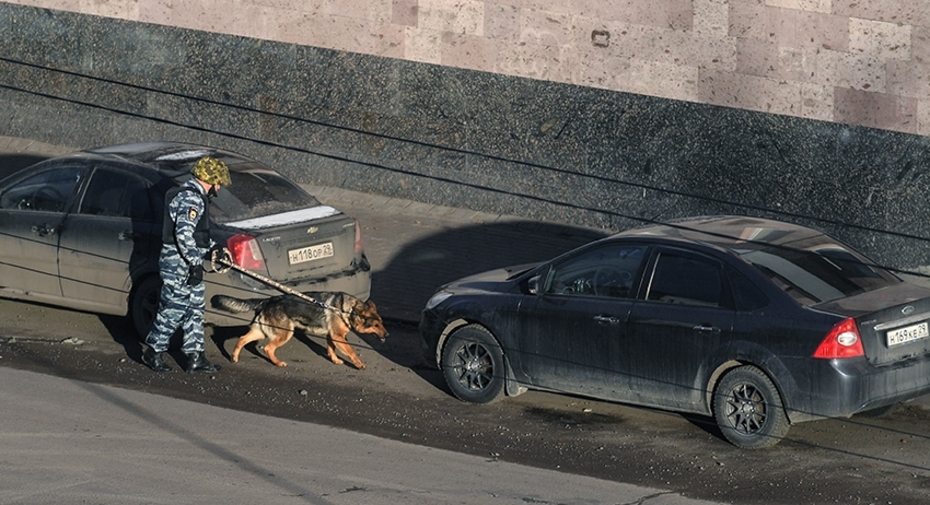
210, 325, 366, 369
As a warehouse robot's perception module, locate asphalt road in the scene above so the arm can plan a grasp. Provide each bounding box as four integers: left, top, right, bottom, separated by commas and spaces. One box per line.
1, 299, 930, 505
1, 366, 722, 505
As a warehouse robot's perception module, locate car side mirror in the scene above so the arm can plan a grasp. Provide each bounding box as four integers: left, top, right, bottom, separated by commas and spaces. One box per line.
527, 275, 540, 295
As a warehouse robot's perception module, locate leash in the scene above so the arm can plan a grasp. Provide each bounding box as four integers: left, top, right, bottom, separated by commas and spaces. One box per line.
208, 249, 334, 311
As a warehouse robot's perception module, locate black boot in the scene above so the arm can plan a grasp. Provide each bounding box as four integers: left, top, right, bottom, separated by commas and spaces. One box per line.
185, 351, 221, 373
142, 347, 173, 372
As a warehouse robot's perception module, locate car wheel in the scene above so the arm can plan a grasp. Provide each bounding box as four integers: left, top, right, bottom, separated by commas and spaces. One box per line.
712, 365, 789, 449
440, 325, 505, 404
130, 275, 161, 340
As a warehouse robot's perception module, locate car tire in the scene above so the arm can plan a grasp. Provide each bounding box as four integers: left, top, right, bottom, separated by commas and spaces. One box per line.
712, 365, 790, 449
440, 325, 505, 404
130, 275, 161, 340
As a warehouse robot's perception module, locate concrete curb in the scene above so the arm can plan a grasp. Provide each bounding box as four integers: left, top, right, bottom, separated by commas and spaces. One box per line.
0, 136, 75, 156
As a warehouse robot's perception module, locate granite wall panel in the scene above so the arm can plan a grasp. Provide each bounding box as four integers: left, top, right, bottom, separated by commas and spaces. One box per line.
2, 3, 930, 274
7, 0, 930, 134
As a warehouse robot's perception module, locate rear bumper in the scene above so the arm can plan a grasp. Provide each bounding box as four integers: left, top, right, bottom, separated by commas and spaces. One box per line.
788, 355, 930, 422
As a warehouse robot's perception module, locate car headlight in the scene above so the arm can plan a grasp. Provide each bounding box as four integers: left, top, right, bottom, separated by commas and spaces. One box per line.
425, 290, 453, 310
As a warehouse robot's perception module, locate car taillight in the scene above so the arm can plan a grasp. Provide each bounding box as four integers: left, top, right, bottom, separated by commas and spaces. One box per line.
813, 317, 865, 359
354, 218, 364, 253
226, 234, 266, 271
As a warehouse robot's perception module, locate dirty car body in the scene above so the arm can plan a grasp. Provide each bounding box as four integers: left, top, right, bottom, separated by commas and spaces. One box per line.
0, 142, 370, 336
420, 215, 930, 448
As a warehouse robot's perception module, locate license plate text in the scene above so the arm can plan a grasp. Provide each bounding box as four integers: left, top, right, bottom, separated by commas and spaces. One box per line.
886, 322, 929, 347
288, 242, 334, 265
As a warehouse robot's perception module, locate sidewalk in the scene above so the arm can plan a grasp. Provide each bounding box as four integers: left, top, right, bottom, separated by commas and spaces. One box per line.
0, 366, 720, 505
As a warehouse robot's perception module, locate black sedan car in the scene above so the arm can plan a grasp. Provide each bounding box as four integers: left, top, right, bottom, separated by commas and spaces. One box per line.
0, 142, 371, 337
420, 215, 930, 448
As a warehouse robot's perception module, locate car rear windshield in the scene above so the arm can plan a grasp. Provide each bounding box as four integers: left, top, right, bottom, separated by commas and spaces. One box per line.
209, 169, 321, 223
738, 237, 900, 306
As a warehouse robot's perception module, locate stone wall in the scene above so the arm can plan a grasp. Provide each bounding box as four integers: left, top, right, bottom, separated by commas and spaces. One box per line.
3, 0, 929, 136
1, 2, 930, 272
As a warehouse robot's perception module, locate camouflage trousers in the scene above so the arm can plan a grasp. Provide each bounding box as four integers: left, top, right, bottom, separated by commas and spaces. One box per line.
144, 270, 206, 353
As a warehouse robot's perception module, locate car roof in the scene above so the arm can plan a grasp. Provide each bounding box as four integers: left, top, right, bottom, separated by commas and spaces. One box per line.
615, 215, 827, 252
80, 142, 262, 180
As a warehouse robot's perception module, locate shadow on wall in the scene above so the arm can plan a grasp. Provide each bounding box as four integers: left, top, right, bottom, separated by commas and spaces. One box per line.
370, 220, 609, 323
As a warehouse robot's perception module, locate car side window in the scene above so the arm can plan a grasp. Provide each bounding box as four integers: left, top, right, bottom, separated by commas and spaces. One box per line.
79, 168, 156, 220
646, 250, 724, 307
545, 243, 646, 299
727, 267, 769, 312
0, 166, 82, 212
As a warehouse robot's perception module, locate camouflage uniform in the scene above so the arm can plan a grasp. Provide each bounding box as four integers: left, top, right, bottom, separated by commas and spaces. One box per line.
142, 156, 229, 373
145, 177, 213, 354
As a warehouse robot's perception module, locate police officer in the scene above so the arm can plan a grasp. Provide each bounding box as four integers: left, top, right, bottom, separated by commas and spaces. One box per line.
142, 156, 230, 373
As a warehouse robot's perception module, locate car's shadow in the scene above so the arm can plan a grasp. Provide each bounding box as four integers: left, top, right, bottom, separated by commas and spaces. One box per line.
370, 220, 608, 324
368, 220, 608, 386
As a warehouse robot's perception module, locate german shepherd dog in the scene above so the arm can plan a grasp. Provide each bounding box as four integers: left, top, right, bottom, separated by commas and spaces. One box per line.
212, 292, 388, 369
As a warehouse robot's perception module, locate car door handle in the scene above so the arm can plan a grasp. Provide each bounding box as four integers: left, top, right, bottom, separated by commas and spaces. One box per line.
693, 324, 720, 333
118, 231, 135, 241
31, 224, 56, 236
594, 315, 621, 325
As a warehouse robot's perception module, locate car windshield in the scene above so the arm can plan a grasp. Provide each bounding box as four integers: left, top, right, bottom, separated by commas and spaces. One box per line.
209, 169, 321, 223
737, 237, 900, 306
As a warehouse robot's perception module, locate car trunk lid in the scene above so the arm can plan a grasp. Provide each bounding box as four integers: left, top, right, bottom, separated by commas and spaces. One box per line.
223, 205, 358, 283
817, 282, 930, 366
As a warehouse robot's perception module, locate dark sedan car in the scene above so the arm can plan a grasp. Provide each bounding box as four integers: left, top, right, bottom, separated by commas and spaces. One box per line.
420, 215, 930, 448
0, 142, 370, 337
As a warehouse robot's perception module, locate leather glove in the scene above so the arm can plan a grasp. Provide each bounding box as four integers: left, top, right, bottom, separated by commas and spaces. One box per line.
187, 263, 204, 286
204, 245, 231, 273
204, 244, 231, 262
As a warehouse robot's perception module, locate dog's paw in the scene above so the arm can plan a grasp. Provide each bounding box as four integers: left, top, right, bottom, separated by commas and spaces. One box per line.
355, 362, 367, 370
275, 361, 288, 368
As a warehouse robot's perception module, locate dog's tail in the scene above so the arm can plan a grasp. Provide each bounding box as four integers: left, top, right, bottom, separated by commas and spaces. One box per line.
211, 294, 266, 314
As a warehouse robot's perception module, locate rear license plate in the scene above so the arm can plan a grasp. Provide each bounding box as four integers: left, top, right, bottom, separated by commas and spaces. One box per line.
886, 322, 929, 347
288, 242, 334, 265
